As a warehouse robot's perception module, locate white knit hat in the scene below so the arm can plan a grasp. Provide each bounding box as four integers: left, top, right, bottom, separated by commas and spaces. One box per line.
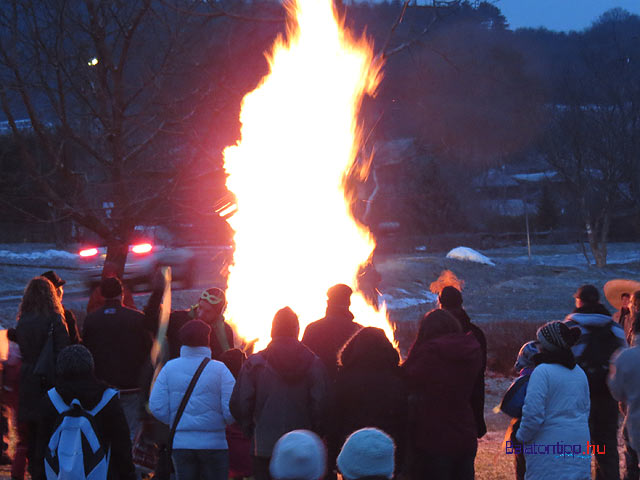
270, 430, 326, 480
337, 428, 395, 480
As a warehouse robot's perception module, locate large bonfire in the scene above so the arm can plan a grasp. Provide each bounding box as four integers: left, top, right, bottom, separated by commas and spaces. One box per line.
223, 0, 394, 350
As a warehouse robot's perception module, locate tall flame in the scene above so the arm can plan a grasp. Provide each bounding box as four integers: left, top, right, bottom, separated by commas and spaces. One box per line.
223, 0, 393, 350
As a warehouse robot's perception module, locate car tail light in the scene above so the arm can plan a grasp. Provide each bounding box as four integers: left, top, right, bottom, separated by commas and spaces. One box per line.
131, 243, 153, 254
79, 248, 99, 257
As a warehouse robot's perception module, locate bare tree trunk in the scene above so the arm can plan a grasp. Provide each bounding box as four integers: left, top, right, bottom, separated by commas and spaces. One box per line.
104, 242, 129, 279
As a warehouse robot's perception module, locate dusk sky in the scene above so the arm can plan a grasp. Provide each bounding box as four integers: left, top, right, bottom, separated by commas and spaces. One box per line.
495, 0, 640, 31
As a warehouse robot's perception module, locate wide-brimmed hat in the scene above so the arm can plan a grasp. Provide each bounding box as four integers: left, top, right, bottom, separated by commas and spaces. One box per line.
604, 279, 640, 310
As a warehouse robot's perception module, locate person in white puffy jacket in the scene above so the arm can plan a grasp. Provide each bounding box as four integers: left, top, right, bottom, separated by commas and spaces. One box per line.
150, 319, 236, 480
516, 321, 591, 480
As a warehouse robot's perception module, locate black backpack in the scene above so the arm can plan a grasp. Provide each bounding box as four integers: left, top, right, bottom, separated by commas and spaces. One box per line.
577, 323, 619, 395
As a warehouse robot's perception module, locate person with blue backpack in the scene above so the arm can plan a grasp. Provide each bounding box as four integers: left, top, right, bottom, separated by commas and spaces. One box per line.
37, 345, 136, 480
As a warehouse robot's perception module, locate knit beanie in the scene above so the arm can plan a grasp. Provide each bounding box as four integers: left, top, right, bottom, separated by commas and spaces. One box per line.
271, 307, 300, 338
536, 321, 581, 352
179, 320, 211, 347
269, 430, 326, 480
337, 428, 395, 480
56, 345, 95, 377
438, 286, 463, 309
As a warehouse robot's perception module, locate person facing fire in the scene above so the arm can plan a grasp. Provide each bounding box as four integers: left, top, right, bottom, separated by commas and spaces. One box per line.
437, 285, 488, 439
82, 276, 153, 443
40, 270, 81, 344
230, 307, 329, 480
302, 284, 363, 379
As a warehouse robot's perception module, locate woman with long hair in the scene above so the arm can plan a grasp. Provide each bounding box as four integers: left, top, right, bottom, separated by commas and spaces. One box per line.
328, 327, 408, 478
14, 276, 70, 480
401, 309, 482, 480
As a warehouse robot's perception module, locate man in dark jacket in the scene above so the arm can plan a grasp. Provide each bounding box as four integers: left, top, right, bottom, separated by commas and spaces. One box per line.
82, 277, 153, 442
438, 285, 488, 439
37, 345, 136, 480
230, 307, 329, 480
41, 270, 81, 344
302, 284, 362, 379
564, 284, 627, 480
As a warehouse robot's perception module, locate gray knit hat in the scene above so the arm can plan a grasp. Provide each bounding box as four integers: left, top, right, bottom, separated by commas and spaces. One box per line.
337, 428, 395, 480
56, 345, 95, 377
536, 321, 580, 352
269, 430, 326, 480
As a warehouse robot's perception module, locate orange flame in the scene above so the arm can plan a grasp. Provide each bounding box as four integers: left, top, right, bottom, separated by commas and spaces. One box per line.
222, 0, 393, 350
429, 270, 465, 295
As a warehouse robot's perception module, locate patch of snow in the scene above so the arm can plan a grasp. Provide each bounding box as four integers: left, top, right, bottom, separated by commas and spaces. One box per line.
415, 245, 427, 252
381, 289, 438, 310
0, 249, 76, 261
446, 246, 496, 266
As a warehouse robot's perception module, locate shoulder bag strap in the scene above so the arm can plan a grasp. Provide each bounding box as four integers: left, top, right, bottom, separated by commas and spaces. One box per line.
167, 357, 210, 450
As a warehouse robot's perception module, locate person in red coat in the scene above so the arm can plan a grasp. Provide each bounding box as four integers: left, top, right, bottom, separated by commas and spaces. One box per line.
401, 308, 482, 480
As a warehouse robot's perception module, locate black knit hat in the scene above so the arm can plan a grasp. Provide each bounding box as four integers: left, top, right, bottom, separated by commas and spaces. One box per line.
536, 321, 581, 352
56, 345, 95, 377
100, 276, 123, 298
41, 270, 65, 288
179, 320, 211, 347
439, 286, 463, 309
271, 306, 300, 338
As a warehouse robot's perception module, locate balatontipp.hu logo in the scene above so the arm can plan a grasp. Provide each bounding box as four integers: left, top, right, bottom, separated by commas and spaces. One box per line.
505, 441, 605, 457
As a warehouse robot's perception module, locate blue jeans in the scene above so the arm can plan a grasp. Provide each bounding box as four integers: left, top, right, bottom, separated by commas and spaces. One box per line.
172, 449, 229, 480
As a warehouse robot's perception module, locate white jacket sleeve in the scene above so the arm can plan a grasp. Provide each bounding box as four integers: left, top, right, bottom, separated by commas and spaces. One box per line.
608, 350, 626, 403
516, 366, 549, 444
220, 365, 236, 425
149, 366, 171, 425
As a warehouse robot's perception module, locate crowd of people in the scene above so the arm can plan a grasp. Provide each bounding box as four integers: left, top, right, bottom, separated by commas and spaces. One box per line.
0, 267, 638, 480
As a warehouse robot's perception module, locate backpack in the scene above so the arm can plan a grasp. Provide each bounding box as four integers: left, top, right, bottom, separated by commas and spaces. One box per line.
44, 387, 118, 480
577, 323, 620, 395
499, 373, 531, 418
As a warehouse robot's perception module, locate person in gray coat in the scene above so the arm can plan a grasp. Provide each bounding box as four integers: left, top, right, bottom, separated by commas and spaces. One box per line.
609, 311, 640, 480
230, 307, 329, 480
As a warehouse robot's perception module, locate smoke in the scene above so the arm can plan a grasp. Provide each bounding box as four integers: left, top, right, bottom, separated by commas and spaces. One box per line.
429, 270, 464, 295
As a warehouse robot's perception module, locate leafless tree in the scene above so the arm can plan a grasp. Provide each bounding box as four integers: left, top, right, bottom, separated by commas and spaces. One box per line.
0, 0, 284, 275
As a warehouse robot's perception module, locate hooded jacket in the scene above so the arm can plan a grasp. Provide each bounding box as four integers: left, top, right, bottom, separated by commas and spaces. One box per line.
37, 374, 136, 480
229, 337, 329, 457
401, 331, 481, 454
149, 346, 236, 450
445, 306, 487, 438
302, 306, 362, 379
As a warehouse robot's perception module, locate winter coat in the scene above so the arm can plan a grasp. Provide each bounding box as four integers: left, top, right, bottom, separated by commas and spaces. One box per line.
609, 342, 640, 453
230, 337, 329, 457
82, 299, 153, 390
302, 307, 362, 379
329, 364, 408, 469
144, 289, 234, 360
564, 307, 627, 400
515, 362, 591, 480
37, 374, 136, 480
149, 346, 235, 450
15, 311, 70, 422
401, 331, 482, 455
446, 307, 487, 438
